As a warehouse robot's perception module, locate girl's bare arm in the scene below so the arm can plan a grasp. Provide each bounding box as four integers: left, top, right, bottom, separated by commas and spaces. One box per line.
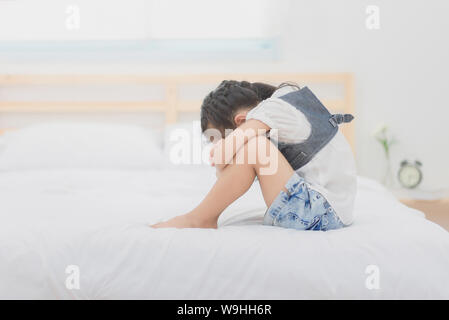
210, 119, 270, 170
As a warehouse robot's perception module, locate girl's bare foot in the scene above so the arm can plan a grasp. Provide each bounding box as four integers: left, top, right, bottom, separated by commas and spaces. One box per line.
151, 212, 218, 229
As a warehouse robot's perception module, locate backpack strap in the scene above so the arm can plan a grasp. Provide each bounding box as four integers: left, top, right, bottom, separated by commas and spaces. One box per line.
329, 114, 354, 127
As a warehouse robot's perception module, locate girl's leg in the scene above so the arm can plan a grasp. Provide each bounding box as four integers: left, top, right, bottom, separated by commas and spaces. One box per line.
152, 136, 294, 229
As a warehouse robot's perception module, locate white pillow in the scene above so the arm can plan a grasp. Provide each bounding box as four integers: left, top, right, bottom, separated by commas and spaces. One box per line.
163, 121, 212, 169
0, 123, 164, 171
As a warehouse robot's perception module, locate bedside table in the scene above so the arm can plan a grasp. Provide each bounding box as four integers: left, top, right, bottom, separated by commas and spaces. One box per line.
395, 192, 449, 231
389, 188, 449, 231
400, 199, 449, 231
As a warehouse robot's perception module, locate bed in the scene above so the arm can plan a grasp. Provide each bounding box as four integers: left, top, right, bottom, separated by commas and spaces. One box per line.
0, 166, 448, 299
0, 74, 448, 300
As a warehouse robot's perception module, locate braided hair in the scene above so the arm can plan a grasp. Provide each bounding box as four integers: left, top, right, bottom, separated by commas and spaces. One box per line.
200, 80, 278, 137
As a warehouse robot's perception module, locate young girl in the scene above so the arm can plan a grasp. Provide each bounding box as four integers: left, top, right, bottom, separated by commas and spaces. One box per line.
153, 81, 357, 231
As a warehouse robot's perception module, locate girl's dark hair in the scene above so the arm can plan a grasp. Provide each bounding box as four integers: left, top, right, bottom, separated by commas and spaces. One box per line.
201, 80, 297, 135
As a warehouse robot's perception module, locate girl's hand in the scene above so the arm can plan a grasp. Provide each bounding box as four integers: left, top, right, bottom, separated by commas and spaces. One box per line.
210, 139, 227, 170
215, 166, 224, 179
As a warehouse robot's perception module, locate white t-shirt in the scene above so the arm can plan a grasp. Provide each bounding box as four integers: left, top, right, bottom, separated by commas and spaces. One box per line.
246, 85, 357, 225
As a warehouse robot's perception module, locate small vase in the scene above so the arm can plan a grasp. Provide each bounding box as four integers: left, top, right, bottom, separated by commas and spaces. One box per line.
382, 156, 395, 188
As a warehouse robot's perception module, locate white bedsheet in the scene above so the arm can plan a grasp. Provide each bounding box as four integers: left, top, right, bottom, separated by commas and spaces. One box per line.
0, 168, 448, 299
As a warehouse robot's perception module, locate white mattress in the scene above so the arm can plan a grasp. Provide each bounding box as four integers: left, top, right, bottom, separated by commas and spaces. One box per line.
0, 167, 448, 299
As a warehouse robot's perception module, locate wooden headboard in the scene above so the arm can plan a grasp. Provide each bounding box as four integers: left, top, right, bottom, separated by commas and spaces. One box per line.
0, 73, 355, 149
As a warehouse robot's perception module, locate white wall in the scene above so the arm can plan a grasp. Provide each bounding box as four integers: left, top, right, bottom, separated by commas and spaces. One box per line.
276, 0, 449, 192
0, 0, 448, 190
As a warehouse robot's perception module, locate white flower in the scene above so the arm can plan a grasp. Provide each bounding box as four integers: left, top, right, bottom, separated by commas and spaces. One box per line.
372, 123, 388, 140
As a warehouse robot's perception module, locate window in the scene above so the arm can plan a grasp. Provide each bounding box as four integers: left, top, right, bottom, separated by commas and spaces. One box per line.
0, 0, 147, 41
148, 0, 272, 39
0, 0, 279, 60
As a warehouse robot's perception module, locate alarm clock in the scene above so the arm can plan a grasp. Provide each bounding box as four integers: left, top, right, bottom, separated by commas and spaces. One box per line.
398, 160, 422, 189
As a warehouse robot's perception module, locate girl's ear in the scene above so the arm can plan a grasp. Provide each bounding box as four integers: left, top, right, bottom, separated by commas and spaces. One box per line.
234, 111, 248, 127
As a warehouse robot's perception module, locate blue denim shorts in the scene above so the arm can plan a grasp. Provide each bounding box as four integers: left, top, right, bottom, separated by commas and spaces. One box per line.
263, 173, 345, 231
